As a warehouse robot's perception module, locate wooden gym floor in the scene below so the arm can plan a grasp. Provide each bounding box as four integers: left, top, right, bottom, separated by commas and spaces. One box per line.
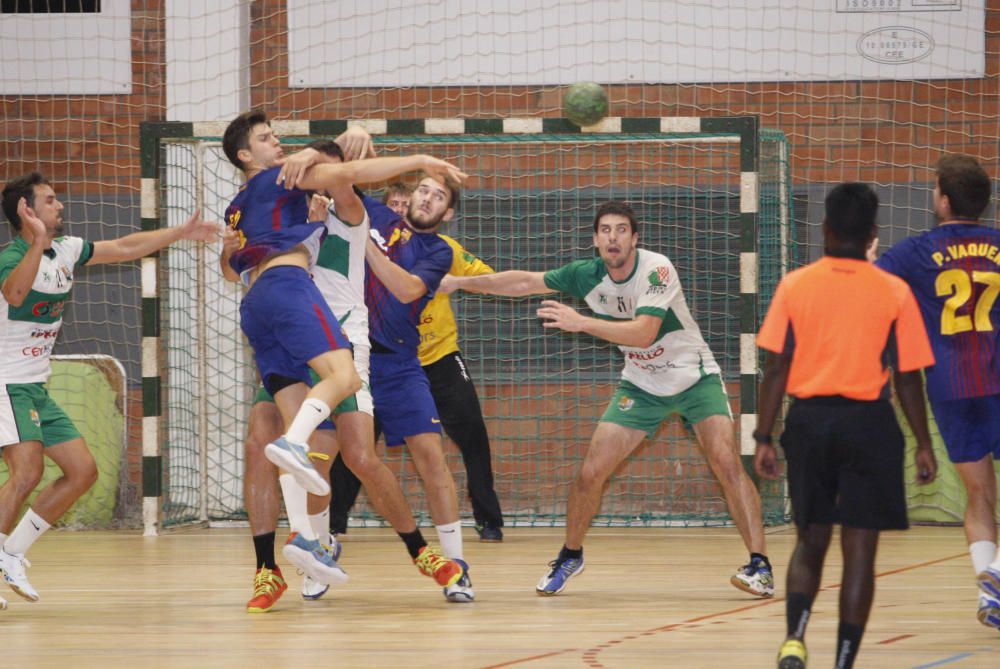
0, 526, 997, 668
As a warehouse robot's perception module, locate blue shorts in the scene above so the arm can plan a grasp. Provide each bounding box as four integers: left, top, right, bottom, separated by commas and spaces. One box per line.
929, 394, 1000, 464
370, 351, 441, 447
239, 265, 351, 396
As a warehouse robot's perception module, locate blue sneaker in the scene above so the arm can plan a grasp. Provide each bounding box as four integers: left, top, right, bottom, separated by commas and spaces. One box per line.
731, 557, 775, 598
283, 532, 348, 586
978, 566, 1000, 600
476, 524, 504, 543
978, 593, 1000, 630
302, 534, 342, 600
444, 559, 475, 603
264, 436, 330, 496
536, 554, 584, 596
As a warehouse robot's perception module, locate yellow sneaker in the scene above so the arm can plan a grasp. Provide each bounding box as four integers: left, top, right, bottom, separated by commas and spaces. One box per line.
777, 638, 807, 668
246, 566, 288, 613
413, 545, 463, 587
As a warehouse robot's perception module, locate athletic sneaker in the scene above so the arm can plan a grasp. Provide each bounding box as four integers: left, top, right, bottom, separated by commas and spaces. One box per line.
444, 559, 475, 603
776, 638, 807, 669
978, 566, 1000, 599
731, 557, 775, 598
0, 549, 38, 602
282, 532, 348, 585
246, 566, 288, 613
302, 534, 342, 600
413, 545, 463, 587
0, 594, 7, 611
978, 593, 1000, 630
475, 524, 503, 543
263, 436, 330, 496
536, 555, 585, 596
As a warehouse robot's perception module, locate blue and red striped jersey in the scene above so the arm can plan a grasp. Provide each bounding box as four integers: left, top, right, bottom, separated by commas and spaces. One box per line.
363, 195, 453, 355
877, 223, 1000, 401
225, 166, 325, 278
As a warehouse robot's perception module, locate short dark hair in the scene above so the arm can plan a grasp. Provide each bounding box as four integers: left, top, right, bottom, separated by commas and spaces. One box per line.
304, 138, 345, 162
936, 154, 991, 221
382, 181, 413, 204
592, 201, 639, 235
2, 171, 51, 232
824, 182, 879, 245
223, 110, 269, 171
422, 174, 460, 210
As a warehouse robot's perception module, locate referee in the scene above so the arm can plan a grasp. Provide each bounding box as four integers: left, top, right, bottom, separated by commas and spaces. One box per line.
753, 183, 938, 669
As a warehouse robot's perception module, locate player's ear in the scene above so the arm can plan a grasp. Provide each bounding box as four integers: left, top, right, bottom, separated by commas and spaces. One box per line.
441, 207, 454, 223
237, 147, 253, 169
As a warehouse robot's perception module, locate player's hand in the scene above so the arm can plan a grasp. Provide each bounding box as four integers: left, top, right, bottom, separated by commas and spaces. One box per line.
420, 156, 468, 187
337, 126, 376, 161
277, 147, 320, 189
537, 299, 586, 332
221, 226, 240, 256
16, 197, 47, 243
308, 194, 331, 222
915, 443, 937, 485
178, 209, 221, 242
753, 442, 781, 480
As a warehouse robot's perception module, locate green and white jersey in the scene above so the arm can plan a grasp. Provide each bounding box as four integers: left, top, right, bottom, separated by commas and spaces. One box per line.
0, 236, 93, 383
543, 249, 720, 396
311, 201, 368, 347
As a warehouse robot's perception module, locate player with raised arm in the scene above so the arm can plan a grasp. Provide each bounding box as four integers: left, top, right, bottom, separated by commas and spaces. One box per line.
876, 154, 1000, 630
442, 200, 773, 597
0, 172, 217, 604
755, 182, 937, 669
362, 174, 478, 602
223, 129, 466, 611
220, 111, 466, 593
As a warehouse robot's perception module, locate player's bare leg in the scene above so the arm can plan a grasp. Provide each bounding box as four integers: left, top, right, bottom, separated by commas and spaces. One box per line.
537, 422, 643, 596
693, 414, 774, 597
954, 457, 1000, 628
0, 441, 45, 534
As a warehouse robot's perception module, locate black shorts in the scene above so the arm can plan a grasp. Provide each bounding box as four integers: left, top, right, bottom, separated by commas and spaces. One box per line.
781, 396, 908, 531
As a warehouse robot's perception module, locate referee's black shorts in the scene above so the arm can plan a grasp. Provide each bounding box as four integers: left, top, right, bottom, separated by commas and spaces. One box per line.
781, 395, 908, 531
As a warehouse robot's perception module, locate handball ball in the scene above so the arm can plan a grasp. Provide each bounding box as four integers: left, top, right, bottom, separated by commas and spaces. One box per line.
563, 82, 609, 127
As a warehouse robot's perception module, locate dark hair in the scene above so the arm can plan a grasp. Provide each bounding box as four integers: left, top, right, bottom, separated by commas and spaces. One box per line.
304, 139, 345, 162
382, 181, 413, 204
824, 182, 879, 245
223, 110, 269, 171
2, 171, 51, 232
421, 173, 460, 209
936, 154, 991, 221
592, 201, 639, 235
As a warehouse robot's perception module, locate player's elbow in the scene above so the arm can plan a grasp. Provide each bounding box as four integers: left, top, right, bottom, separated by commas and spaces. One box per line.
2, 287, 24, 307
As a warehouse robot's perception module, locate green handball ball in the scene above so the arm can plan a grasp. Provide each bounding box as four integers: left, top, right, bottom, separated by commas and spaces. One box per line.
563, 82, 609, 127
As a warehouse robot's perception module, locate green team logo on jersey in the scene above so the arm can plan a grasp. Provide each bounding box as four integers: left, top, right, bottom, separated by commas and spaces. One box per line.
462, 251, 476, 263
648, 266, 670, 286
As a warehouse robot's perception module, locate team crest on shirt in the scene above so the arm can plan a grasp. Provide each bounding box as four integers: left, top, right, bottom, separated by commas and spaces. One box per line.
648, 266, 670, 286
618, 395, 634, 412
29, 409, 40, 427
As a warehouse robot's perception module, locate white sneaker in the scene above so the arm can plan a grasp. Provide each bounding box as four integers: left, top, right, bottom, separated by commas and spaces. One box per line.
444, 559, 475, 603
0, 549, 39, 602
0, 594, 7, 610
730, 558, 774, 598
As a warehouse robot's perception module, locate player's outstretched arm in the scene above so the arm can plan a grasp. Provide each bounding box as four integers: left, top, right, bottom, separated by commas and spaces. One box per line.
90, 209, 220, 265
753, 350, 792, 480
440, 270, 552, 297
283, 155, 467, 194
537, 300, 661, 348
1, 198, 49, 307
894, 368, 937, 484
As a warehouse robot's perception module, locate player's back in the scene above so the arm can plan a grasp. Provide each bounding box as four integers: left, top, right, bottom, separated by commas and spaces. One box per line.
224, 166, 324, 279
877, 223, 1000, 400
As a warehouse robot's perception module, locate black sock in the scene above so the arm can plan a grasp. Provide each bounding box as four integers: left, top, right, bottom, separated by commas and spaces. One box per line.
786, 591, 814, 639
253, 532, 277, 570
398, 528, 427, 559
558, 545, 583, 561
751, 552, 770, 566
835, 622, 864, 669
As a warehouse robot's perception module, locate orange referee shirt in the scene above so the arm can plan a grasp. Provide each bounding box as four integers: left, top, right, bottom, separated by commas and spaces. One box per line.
757, 256, 935, 400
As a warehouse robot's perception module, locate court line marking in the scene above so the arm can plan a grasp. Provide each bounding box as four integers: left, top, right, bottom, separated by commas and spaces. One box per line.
482, 551, 967, 669
912, 653, 975, 668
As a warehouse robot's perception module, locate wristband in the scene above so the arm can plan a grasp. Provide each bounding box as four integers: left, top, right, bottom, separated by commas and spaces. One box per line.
752, 430, 773, 445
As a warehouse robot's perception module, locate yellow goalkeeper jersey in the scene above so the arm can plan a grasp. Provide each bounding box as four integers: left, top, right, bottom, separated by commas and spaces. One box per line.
417, 235, 493, 366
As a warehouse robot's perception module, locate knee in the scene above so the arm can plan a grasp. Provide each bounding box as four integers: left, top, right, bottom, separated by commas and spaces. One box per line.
576, 462, 609, 491
10, 465, 44, 496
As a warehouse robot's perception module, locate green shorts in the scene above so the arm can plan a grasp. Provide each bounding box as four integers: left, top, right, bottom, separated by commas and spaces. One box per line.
252, 370, 373, 419
0, 383, 82, 448
600, 373, 732, 437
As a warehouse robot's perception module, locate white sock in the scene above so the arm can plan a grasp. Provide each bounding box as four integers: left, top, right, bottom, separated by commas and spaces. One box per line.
285, 398, 332, 444
4, 509, 51, 556
309, 508, 330, 542
970, 541, 997, 575
436, 520, 463, 560
279, 473, 316, 541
